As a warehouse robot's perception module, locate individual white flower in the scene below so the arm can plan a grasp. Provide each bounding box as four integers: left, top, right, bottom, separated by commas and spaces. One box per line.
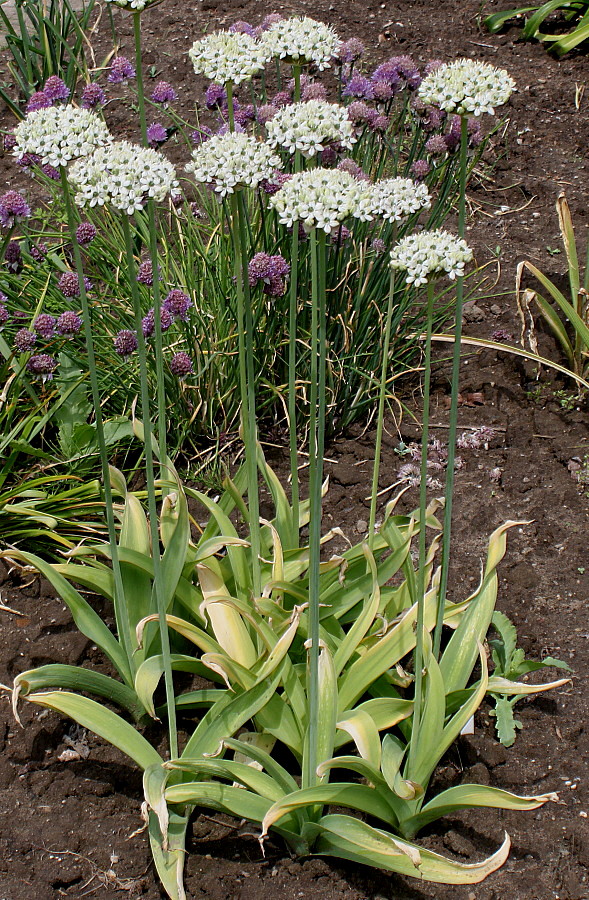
259, 16, 340, 70
68, 141, 180, 214
390, 230, 473, 286
103, 0, 153, 8
188, 31, 269, 85
13, 106, 111, 168
269, 168, 371, 234
186, 133, 281, 198
418, 59, 515, 117
265, 100, 355, 158
366, 177, 431, 222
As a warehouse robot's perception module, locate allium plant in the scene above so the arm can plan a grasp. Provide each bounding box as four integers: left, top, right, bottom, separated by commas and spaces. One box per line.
266, 99, 356, 157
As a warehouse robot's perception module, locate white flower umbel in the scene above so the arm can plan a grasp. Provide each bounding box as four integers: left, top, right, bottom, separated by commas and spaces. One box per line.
367, 177, 431, 223
270, 168, 371, 234
103, 0, 153, 9
186, 133, 281, 198
266, 100, 355, 158
13, 106, 111, 168
188, 31, 269, 85
418, 59, 515, 117
390, 230, 473, 286
259, 16, 340, 70
69, 141, 180, 214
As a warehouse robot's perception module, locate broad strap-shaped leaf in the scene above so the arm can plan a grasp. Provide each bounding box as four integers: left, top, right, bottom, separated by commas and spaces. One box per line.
137, 613, 223, 656
381, 735, 421, 801
134, 654, 216, 718
197, 562, 258, 668
26, 691, 162, 770
487, 675, 570, 695
336, 708, 382, 768
224, 737, 300, 795
405, 639, 445, 788
165, 757, 286, 802
484, 6, 540, 34
333, 544, 380, 675
148, 809, 189, 900
311, 814, 511, 883
186, 487, 251, 601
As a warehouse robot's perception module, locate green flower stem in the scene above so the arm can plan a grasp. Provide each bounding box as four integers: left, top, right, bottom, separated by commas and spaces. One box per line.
226, 81, 236, 132
288, 221, 300, 542
59, 166, 133, 685
305, 227, 327, 792
133, 11, 148, 144
121, 214, 178, 760
368, 241, 397, 551
433, 114, 469, 659
408, 279, 435, 767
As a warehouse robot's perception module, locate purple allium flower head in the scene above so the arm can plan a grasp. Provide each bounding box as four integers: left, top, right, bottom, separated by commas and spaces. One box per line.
260, 171, 291, 195
58, 271, 92, 297
371, 238, 386, 254
26, 353, 57, 380
81, 83, 106, 109
257, 103, 278, 125
190, 203, 203, 218
424, 60, 444, 76
319, 146, 338, 166
302, 82, 328, 102
216, 121, 245, 136
26, 91, 52, 113
4, 241, 22, 271
76, 221, 97, 246
336, 38, 365, 64
491, 328, 513, 342
410, 159, 431, 180
425, 134, 447, 155
42, 163, 59, 180
151, 80, 177, 105
331, 225, 351, 246
141, 307, 173, 338
205, 83, 227, 110
114, 329, 138, 357
30, 242, 48, 262
258, 13, 284, 32
287, 73, 312, 96
43, 75, 70, 102
14, 328, 36, 352
337, 158, 370, 181
108, 56, 136, 84
343, 75, 373, 100
163, 288, 192, 321
248, 252, 290, 296
271, 90, 292, 108
0, 303, 8, 329
136, 259, 156, 285
371, 115, 390, 132
16, 152, 42, 171
146, 123, 168, 147
191, 126, 213, 145
3, 134, 16, 152
229, 20, 256, 36
33, 313, 56, 339
0, 190, 31, 228
57, 310, 82, 336
371, 80, 395, 103
347, 101, 377, 126
170, 351, 193, 378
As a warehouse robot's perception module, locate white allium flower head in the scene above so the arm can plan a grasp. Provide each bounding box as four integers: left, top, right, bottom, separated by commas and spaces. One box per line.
188, 31, 269, 85
186, 133, 281, 198
418, 59, 515, 117
103, 0, 153, 9
366, 177, 431, 222
266, 100, 355, 158
269, 168, 371, 234
390, 230, 473, 286
259, 16, 340, 70
13, 106, 111, 168
68, 141, 180, 214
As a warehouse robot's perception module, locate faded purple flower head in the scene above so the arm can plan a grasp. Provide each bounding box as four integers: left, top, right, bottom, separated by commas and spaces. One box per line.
336, 38, 365, 64
229, 20, 256, 36
0, 190, 31, 228
331, 225, 351, 246
319, 146, 338, 167
30, 242, 48, 262
76, 222, 97, 246
491, 328, 513, 342
4, 241, 21, 271
371, 80, 395, 103
271, 90, 292, 108
151, 81, 177, 105
234, 103, 255, 126
301, 82, 328, 102
424, 59, 444, 76
147, 123, 168, 147
14, 328, 36, 352
42, 163, 59, 180
26, 91, 52, 113
248, 252, 290, 296
191, 126, 213, 145
260, 171, 291, 195
410, 159, 431, 180
141, 306, 173, 338
26, 353, 57, 380
58, 272, 92, 297
108, 56, 136, 84
337, 158, 370, 181
170, 351, 193, 378
57, 310, 82, 336
137, 260, 154, 285
33, 313, 56, 339
371, 238, 386, 254
343, 75, 373, 100
205, 83, 227, 110
16, 152, 42, 171
257, 13, 284, 33
114, 329, 138, 357
257, 103, 278, 125
425, 134, 447, 155
81, 83, 106, 109
43, 76, 70, 102
216, 122, 245, 136
347, 101, 377, 126
0, 303, 8, 329
371, 115, 389, 132
164, 288, 192, 321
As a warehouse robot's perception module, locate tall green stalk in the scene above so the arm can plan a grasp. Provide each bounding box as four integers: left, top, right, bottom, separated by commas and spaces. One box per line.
408, 279, 435, 768
433, 115, 469, 659
121, 214, 178, 759
288, 65, 303, 542
59, 166, 133, 683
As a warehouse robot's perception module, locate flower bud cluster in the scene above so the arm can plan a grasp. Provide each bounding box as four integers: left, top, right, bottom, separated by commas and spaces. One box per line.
390, 229, 473, 285
186, 133, 281, 197
265, 100, 355, 158
418, 59, 515, 117
13, 107, 111, 168
69, 141, 180, 214
259, 16, 340, 70
189, 31, 269, 85
270, 168, 371, 234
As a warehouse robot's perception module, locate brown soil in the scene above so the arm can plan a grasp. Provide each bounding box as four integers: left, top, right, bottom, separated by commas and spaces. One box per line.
1, 1, 589, 898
